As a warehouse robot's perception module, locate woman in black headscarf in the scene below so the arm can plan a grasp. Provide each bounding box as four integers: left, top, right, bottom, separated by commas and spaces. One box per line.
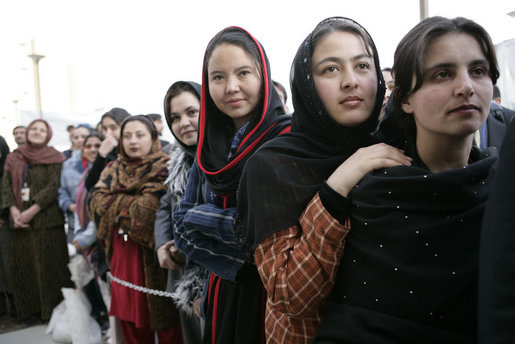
154, 80, 204, 344
172, 26, 290, 344
85, 107, 131, 190
313, 16, 498, 343
236, 17, 409, 344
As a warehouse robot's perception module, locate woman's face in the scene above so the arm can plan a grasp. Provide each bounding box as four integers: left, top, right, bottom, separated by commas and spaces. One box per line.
27, 121, 48, 145
207, 43, 262, 129
71, 127, 90, 150
312, 31, 378, 127
402, 33, 492, 143
122, 120, 154, 159
169, 91, 200, 146
82, 136, 101, 162
101, 116, 121, 140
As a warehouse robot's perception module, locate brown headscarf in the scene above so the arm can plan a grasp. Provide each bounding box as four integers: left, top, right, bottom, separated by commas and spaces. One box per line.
90, 124, 170, 258
4, 119, 65, 209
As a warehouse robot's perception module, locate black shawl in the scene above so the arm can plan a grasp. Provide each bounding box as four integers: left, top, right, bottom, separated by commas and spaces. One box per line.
314, 146, 498, 344
235, 17, 385, 259
196, 27, 291, 198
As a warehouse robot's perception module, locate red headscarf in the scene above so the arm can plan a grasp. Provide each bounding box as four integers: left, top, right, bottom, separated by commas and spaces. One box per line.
4, 119, 65, 209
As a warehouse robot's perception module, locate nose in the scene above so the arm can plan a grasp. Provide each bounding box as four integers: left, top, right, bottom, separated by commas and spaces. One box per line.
454, 71, 474, 98
340, 70, 358, 89
225, 76, 240, 94
180, 115, 190, 128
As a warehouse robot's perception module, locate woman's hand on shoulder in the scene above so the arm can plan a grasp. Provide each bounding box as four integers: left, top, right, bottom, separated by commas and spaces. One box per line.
327, 143, 411, 197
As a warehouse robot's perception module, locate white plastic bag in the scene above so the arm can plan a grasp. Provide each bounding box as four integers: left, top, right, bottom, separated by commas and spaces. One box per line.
46, 300, 72, 343
62, 288, 102, 344
68, 254, 95, 289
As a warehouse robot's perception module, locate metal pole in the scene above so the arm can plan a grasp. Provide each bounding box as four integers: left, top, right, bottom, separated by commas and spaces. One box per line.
28, 39, 45, 118
420, 0, 429, 20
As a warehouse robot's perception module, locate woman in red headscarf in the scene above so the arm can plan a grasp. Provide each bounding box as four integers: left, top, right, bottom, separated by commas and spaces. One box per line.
2, 119, 72, 322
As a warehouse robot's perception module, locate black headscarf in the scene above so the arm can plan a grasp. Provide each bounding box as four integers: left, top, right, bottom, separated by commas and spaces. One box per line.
196, 26, 291, 197
163, 81, 201, 158
235, 17, 385, 259
102, 107, 131, 125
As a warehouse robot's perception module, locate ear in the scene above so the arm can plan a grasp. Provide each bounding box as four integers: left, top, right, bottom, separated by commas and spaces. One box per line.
401, 95, 414, 114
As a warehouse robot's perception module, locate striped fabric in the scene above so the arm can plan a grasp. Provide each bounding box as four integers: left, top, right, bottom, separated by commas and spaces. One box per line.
255, 193, 350, 344
173, 161, 245, 282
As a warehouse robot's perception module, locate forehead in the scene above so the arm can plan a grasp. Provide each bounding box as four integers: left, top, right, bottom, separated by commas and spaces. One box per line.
423, 33, 486, 66
102, 116, 118, 126
208, 43, 256, 70
171, 91, 199, 109
14, 127, 25, 133
123, 120, 149, 133
312, 31, 371, 61
74, 127, 89, 135
30, 121, 47, 130
85, 136, 101, 145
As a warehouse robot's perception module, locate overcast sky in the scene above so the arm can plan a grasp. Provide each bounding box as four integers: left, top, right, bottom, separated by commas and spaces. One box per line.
0, 0, 514, 147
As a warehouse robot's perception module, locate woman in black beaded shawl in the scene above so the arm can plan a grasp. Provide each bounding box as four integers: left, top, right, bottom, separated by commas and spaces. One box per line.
314, 16, 499, 344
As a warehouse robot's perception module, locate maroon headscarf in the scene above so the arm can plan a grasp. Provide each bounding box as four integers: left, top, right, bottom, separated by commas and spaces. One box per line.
4, 119, 65, 209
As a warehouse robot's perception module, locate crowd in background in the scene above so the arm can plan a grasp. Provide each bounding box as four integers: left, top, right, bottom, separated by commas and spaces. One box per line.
0, 14, 514, 344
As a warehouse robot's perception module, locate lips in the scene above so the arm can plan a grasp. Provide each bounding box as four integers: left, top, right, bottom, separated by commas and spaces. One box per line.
181, 130, 195, 137
340, 96, 362, 106
449, 104, 479, 113
227, 98, 244, 106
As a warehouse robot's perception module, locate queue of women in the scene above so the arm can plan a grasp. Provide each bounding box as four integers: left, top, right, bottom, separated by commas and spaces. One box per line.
1, 14, 514, 344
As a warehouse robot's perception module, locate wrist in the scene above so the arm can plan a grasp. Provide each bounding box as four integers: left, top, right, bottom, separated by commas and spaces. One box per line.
326, 176, 351, 197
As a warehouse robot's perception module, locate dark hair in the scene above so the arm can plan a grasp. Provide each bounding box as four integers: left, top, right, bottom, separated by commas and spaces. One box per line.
204, 27, 263, 80
12, 125, 26, 134
382, 67, 392, 73
308, 16, 385, 133
273, 80, 288, 103
203, 27, 265, 129
163, 81, 201, 128
493, 85, 501, 100
83, 131, 104, 146
101, 107, 131, 125
120, 114, 158, 141
146, 113, 162, 122
392, 16, 499, 141
311, 17, 377, 61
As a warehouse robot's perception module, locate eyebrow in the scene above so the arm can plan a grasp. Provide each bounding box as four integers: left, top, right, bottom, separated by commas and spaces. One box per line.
209, 64, 255, 76
171, 105, 198, 116
423, 59, 489, 75
314, 53, 372, 69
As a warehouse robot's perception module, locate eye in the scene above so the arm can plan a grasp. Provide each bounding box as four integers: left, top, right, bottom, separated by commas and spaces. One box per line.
171, 115, 180, 123
470, 66, 487, 76
212, 74, 223, 81
322, 65, 339, 74
434, 70, 451, 79
239, 70, 251, 77
356, 63, 370, 70
187, 109, 199, 117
